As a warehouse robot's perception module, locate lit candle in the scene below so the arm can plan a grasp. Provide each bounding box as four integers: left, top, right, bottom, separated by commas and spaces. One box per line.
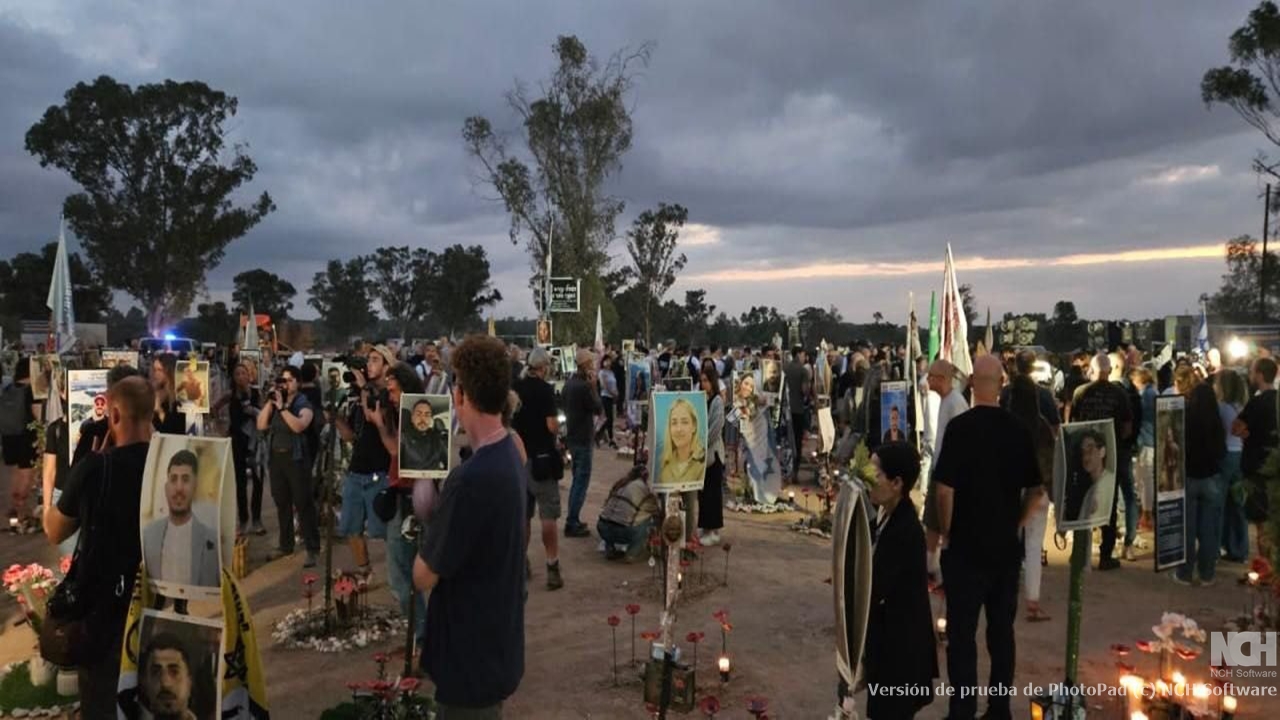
1130, 712, 1148, 720
1223, 695, 1237, 720
1119, 674, 1142, 716
788, 490, 796, 501
936, 617, 947, 642
1248, 571, 1260, 584
718, 654, 731, 682
1171, 671, 1186, 698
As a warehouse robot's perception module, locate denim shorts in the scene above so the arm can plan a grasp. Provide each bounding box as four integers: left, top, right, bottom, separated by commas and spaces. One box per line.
340, 471, 389, 538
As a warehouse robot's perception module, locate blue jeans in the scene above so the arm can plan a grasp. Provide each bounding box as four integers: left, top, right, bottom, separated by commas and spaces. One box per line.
1178, 474, 1226, 582
597, 518, 654, 558
566, 442, 593, 528
1220, 452, 1249, 561
386, 502, 427, 642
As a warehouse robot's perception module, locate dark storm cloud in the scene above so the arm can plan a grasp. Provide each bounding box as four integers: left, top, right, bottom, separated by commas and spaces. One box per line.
0, 0, 1269, 322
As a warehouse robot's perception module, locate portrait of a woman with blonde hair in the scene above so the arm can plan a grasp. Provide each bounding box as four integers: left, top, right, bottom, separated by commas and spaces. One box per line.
658, 397, 707, 487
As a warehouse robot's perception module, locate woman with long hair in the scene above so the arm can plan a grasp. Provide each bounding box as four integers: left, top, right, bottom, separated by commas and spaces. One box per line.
151, 353, 185, 434
698, 365, 725, 545
2, 356, 40, 526
1215, 370, 1249, 563
1173, 383, 1227, 586
659, 398, 706, 486
734, 371, 782, 504
1005, 370, 1056, 621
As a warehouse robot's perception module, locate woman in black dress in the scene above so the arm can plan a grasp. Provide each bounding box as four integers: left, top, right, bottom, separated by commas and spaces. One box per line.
151, 353, 186, 434
863, 441, 937, 718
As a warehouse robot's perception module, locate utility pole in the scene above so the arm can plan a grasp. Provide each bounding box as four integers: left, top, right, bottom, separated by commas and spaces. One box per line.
1264, 183, 1272, 323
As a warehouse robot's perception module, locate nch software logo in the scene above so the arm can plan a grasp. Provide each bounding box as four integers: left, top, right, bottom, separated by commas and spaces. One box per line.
1211, 632, 1278, 678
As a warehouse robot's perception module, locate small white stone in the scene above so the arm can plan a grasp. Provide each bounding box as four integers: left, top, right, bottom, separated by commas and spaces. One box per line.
12, 709, 30, 718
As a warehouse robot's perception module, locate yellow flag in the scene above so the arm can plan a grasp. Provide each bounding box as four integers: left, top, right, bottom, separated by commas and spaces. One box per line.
488, 316, 497, 337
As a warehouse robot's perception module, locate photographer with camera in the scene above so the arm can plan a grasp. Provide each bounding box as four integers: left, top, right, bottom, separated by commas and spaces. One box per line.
256, 365, 320, 566
366, 362, 428, 648
334, 344, 397, 577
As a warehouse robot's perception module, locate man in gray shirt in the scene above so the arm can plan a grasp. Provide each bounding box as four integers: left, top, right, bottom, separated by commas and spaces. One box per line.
564, 349, 603, 537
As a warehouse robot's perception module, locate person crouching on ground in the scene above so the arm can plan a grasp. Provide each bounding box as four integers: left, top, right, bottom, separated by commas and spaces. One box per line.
862, 441, 937, 718
597, 465, 659, 560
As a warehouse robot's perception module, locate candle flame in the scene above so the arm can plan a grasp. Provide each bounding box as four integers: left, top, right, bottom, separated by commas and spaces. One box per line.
718, 655, 731, 672
1224, 696, 1237, 712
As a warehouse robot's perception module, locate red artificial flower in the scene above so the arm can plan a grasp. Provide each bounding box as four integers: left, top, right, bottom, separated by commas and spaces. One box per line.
1110, 643, 1130, 656
370, 680, 394, 695
802, 487, 811, 495
608, 615, 621, 627
720, 621, 734, 632
687, 536, 702, 551
640, 630, 660, 641
373, 652, 389, 664
686, 631, 705, 643
1250, 556, 1273, 579
58, 556, 72, 575
680, 559, 691, 569
699, 696, 722, 716
648, 534, 662, 548
746, 696, 769, 713
712, 609, 729, 622
1135, 640, 1154, 653
721, 542, 733, 552
625, 604, 641, 616
1175, 646, 1200, 661
398, 677, 422, 693
346, 681, 362, 691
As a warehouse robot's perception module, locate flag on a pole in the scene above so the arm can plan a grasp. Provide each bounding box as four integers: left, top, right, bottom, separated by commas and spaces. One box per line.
1197, 300, 1210, 355
46, 218, 76, 355
906, 293, 924, 449
926, 291, 939, 362
593, 305, 604, 354
243, 299, 260, 352
939, 244, 973, 377
487, 317, 497, 337
983, 304, 993, 356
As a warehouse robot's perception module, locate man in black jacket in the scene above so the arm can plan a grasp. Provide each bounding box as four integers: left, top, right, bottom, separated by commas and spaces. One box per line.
563, 349, 602, 537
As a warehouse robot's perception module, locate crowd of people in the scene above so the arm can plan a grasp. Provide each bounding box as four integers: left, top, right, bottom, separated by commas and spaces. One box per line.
2, 328, 1278, 718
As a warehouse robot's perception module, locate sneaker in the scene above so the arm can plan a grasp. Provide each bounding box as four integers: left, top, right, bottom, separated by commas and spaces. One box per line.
565, 523, 591, 538
304, 551, 318, 568
1098, 557, 1122, 571
546, 562, 564, 590
1170, 572, 1194, 586
699, 531, 721, 547
1122, 545, 1138, 562
605, 547, 627, 561
251, 520, 267, 536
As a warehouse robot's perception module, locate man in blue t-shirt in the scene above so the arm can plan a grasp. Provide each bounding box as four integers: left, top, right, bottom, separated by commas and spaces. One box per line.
415, 336, 526, 716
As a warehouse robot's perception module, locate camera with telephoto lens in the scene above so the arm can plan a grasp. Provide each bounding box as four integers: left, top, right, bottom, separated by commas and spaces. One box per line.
335, 354, 367, 384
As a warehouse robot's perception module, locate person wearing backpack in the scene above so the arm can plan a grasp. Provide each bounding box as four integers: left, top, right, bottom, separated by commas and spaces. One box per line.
42, 376, 154, 716
2, 356, 41, 527
257, 365, 320, 567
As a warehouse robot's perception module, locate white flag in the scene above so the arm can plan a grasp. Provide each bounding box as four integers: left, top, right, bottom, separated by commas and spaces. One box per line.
46, 218, 76, 355
939, 243, 972, 377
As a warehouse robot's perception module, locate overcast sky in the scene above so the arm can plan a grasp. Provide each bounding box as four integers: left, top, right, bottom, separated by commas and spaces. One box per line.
0, 1, 1272, 323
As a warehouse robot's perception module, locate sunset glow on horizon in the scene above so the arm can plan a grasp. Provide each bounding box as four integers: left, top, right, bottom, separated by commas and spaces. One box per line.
687, 242, 1226, 283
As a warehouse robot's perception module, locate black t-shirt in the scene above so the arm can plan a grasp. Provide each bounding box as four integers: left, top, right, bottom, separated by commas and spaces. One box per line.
348, 388, 391, 475
153, 400, 186, 435
1240, 389, 1279, 476
1071, 381, 1134, 445
933, 406, 1041, 568
57, 442, 150, 614
72, 417, 109, 467
228, 387, 262, 442
420, 435, 526, 707
512, 376, 557, 456
44, 419, 71, 491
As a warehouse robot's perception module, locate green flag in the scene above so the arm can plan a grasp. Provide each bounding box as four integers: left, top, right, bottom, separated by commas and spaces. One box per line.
927, 291, 939, 361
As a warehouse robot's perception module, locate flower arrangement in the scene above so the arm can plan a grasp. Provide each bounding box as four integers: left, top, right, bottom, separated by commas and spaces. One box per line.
328, 652, 432, 719
3, 561, 66, 634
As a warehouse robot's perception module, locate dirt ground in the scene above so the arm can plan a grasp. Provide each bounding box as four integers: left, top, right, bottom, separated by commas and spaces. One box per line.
3, 449, 1280, 719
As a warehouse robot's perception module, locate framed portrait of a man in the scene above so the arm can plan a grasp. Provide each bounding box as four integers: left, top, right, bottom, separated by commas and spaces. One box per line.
140, 435, 230, 600
66, 369, 109, 457
121, 610, 223, 720
649, 390, 708, 493
879, 381, 910, 445
398, 393, 452, 479
1053, 419, 1118, 532
760, 359, 782, 396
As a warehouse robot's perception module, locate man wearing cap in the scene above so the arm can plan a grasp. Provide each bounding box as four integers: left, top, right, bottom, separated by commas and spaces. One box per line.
563, 348, 603, 537
335, 343, 397, 576
512, 347, 564, 589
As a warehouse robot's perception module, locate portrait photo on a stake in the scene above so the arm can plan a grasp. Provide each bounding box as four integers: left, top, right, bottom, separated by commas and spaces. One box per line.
122, 610, 224, 720
140, 435, 229, 599
649, 391, 708, 492
1053, 420, 1117, 532
176, 359, 211, 414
